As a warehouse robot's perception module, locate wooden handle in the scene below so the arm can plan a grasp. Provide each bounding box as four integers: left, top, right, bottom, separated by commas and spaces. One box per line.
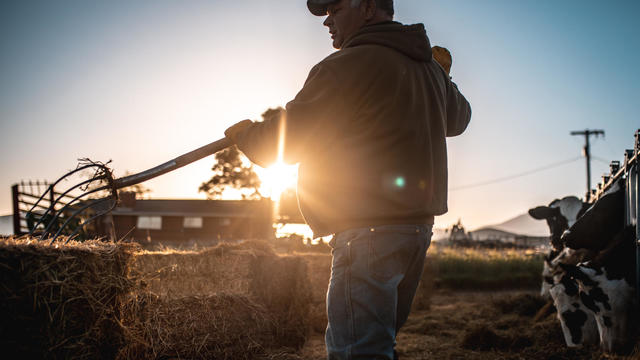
113, 137, 233, 189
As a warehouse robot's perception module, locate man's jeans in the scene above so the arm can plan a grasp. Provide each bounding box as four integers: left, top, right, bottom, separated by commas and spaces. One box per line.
325, 224, 432, 360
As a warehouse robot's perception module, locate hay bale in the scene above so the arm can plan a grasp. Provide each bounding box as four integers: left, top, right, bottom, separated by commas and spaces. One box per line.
131, 240, 312, 350
119, 292, 279, 360
250, 255, 312, 348
0, 237, 136, 359
0, 238, 313, 358
131, 241, 274, 298
298, 254, 331, 302
298, 254, 331, 333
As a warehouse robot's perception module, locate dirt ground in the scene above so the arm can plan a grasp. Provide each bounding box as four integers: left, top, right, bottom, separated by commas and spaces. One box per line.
294, 290, 639, 360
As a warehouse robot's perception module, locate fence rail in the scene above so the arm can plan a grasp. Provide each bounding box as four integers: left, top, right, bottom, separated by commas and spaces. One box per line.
588, 129, 639, 302
11, 181, 90, 237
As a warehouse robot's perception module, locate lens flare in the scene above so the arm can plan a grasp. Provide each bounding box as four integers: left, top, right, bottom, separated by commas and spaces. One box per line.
254, 111, 297, 201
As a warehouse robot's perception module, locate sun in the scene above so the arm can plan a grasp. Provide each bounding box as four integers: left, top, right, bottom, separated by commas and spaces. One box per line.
255, 162, 298, 201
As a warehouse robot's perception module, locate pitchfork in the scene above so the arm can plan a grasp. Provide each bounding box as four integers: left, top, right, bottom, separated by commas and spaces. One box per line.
26, 138, 232, 244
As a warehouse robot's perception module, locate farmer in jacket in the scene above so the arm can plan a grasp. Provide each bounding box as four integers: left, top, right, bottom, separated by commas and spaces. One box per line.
224, 0, 471, 358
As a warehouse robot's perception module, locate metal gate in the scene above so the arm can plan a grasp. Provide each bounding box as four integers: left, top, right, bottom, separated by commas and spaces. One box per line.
590, 130, 639, 300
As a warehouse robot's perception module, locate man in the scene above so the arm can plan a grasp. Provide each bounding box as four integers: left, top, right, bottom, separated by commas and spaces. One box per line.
225, 0, 471, 358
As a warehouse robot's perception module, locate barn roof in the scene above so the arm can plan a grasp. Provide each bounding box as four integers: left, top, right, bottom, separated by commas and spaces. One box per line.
110, 199, 273, 218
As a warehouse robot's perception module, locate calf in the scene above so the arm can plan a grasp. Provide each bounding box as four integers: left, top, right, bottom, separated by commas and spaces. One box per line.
561, 226, 637, 353
529, 196, 590, 250
546, 248, 599, 347
549, 275, 600, 347
529, 196, 590, 298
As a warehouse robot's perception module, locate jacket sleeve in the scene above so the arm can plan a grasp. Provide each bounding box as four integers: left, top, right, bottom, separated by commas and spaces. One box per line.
445, 80, 471, 137
234, 63, 344, 167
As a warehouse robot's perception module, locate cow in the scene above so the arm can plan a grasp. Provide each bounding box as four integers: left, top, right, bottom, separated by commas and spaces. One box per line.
560, 226, 637, 353
529, 196, 591, 298
558, 178, 637, 353
541, 246, 598, 347
561, 179, 625, 252
529, 196, 590, 251
529, 196, 602, 348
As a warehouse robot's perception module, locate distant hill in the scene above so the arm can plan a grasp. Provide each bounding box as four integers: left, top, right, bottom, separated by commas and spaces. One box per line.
0, 215, 12, 236
473, 213, 550, 237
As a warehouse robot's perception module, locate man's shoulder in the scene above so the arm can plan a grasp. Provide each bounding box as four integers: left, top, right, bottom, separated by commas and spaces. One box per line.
316, 45, 393, 70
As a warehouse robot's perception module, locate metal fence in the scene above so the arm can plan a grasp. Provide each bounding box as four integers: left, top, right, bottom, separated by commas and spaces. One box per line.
587, 129, 639, 300
11, 181, 77, 237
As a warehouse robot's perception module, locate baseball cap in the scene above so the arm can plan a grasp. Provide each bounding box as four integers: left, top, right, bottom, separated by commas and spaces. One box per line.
307, 0, 337, 16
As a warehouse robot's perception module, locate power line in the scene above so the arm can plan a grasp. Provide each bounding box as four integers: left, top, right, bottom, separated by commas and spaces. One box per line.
450, 156, 582, 191
592, 155, 615, 165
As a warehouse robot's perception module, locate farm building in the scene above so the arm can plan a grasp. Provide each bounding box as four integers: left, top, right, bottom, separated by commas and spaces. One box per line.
10, 181, 291, 245
468, 227, 548, 248
95, 193, 275, 245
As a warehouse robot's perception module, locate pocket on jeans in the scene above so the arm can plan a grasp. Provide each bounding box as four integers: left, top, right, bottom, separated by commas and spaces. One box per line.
368, 232, 415, 283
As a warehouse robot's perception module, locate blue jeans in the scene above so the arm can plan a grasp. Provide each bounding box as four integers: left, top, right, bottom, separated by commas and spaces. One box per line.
325, 224, 432, 360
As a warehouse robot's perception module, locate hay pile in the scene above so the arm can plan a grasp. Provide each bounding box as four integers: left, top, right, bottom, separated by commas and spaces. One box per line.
0, 238, 312, 359
0, 237, 136, 359
124, 240, 312, 359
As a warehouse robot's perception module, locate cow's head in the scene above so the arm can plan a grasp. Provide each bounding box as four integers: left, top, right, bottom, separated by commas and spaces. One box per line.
529, 206, 566, 250
561, 179, 626, 252
529, 196, 587, 250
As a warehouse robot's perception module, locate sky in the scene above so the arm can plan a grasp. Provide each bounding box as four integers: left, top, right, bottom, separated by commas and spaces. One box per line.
1, 0, 639, 231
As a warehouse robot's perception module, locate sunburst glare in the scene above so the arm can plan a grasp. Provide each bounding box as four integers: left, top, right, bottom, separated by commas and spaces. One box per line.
255, 162, 298, 201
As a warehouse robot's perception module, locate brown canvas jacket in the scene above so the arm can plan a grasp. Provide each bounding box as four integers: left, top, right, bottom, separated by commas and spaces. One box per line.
234, 21, 471, 237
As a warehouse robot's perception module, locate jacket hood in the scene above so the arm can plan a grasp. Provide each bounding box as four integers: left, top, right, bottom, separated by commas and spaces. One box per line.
342, 22, 432, 62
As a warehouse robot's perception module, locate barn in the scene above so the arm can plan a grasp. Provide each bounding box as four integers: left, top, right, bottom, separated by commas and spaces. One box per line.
95, 192, 274, 246
469, 227, 548, 248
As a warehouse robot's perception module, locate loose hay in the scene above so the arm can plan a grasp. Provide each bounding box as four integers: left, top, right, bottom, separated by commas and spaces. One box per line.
0, 237, 136, 359
491, 292, 548, 317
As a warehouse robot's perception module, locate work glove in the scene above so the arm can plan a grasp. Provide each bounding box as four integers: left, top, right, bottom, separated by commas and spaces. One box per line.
432, 46, 452, 76
224, 119, 254, 144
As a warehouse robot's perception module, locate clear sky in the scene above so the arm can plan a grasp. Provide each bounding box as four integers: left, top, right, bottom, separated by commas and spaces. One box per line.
1, 0, 639, 230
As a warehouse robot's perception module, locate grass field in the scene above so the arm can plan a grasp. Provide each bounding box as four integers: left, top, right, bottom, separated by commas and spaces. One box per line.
425, 244, 544, 290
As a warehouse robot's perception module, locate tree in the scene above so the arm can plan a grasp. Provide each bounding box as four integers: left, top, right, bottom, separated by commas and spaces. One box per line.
199, 145, 262, 200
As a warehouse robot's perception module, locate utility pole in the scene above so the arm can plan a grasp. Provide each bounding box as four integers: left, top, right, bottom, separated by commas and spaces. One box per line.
571, 129, 605, 197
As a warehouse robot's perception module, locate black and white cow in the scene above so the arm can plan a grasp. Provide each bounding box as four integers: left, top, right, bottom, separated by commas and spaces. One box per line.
529, 196, 591, 298
561, 179, 626, 252
559, 179, 637, 353
529, 196, 591, 251
529, 196, 600, 347
547, 250, 600, 347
